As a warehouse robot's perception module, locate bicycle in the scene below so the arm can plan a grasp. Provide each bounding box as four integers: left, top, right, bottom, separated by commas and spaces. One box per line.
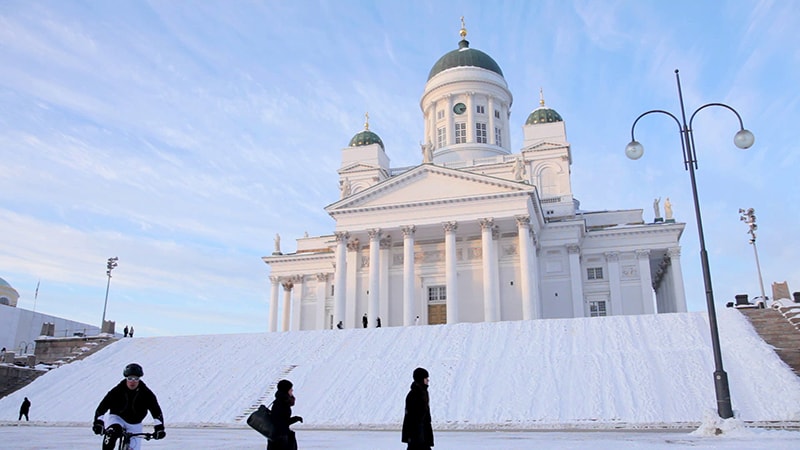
102, 428, 156, 450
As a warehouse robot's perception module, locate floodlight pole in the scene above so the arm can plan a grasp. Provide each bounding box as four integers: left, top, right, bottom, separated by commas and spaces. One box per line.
100, 257, 119, 331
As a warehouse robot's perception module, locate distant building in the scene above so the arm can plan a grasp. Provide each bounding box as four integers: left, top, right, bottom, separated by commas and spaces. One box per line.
0, 277, 20, 307
263, 23, 687, 331
0, 277, 101, 354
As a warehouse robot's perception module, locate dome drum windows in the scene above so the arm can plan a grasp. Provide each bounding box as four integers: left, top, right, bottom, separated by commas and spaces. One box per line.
476, 105, 485, 114
475, 123, 487, 143
436, 127, 446, 148
455, 122, 467, 144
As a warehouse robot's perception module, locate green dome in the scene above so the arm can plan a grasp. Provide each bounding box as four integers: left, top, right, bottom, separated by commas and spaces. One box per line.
525, 106, 563, 125
427, 39, 504, 81
349, 130, 384, 149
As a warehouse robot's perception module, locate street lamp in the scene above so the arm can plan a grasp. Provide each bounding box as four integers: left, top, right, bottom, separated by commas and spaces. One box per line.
625, 69, 754, 419
739, 207, 767, 305
101, 256, 119, 332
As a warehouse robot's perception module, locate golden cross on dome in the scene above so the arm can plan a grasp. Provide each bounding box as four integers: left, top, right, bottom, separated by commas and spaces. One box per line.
539, 88, 545, 107
364, 112, 370, 130
460, 16, 467, 39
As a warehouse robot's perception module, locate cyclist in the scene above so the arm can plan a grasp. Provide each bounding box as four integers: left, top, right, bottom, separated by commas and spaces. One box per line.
92, 363, 166, 450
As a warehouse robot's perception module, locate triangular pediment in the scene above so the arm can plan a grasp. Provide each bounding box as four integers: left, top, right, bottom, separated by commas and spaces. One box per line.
326, 164, 534, 213
338, 162, 381, 174
522, 141, 568, 152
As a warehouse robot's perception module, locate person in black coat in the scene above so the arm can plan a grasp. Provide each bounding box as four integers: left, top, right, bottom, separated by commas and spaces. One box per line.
19, 397, 30, 421
268, 379, 303, 450
92, 363, 165, 450
402, 367, 434, 449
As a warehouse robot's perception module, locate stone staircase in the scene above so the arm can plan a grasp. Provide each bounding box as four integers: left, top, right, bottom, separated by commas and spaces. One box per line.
234, 364, 298, 422
738, 307, 800, 377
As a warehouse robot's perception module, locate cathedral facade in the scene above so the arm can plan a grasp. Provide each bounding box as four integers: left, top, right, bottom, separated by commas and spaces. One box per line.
263, 24, 687, 331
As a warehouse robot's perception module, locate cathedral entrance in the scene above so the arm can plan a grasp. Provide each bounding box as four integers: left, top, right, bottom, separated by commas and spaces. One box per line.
427, 285, 447, 325
428, 304, 446, 325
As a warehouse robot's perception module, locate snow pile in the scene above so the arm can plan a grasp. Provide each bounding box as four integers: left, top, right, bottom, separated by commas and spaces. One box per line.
1, 309, 800, 430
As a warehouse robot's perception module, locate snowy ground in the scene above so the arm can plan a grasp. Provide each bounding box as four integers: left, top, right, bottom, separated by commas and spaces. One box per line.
1, 309, 800, 434
0, 425, 799, 449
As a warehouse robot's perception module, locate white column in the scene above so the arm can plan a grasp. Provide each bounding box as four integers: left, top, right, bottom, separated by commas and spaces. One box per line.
444, 221, 459, 324
269, 276, 280, 332
379, 235, 391, 327
281, 279, 293, 332
345, 238, 360, 328
315, 273, 329, 329
290, 275, 303, 331
480, 218, 500, 322
367, 228, 381, 328
668, 247, 687, 312
402, 225, 416, 326
446, 95, 454, 145
605, 252, 621, 316
466, 92, 474, 142
488, 97, 496, 145
333, 232, 348, 328
568, 245, 584, 317
636, 250, 655, 314
516, 216, 537, 320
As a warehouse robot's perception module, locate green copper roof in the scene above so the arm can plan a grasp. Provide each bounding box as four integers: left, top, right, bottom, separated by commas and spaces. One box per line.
349, 130, 384, 149
427, 39, 504, 81
525, 107, 563, 125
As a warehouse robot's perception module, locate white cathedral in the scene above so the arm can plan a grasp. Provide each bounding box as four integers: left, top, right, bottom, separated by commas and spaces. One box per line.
263, 23, 687, 332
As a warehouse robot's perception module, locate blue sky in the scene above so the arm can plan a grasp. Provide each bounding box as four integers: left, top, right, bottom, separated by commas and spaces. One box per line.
1, 1, 798, 337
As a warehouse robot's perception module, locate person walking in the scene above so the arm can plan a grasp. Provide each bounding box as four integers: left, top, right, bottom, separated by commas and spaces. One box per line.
93, 363, 165, 450
402, 367, 434, 450
19, 397, 30, 421
123, 326, 129, 338
268, 379, 303, 450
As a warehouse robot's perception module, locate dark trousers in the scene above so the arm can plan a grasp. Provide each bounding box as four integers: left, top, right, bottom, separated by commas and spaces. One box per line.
19, 412, 28, 421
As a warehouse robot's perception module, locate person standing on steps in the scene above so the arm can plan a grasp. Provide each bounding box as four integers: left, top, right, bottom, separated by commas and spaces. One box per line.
123, 326, 128, 338
362, 313, 368, 328
402, 367, 434, 450
268, 379, 303, 450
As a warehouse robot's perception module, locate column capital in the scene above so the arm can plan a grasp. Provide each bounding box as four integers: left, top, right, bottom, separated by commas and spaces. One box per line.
635, 249, 651, 259
291, 275, 303, 284
443, 221, 458, 233
479, 218, 495, 230
334, 231, 350, 243
667, 247, 681, 258
281, 280, 294, 291
401, 225, 416, 237
269, 276, 281, 284
567, 244, 581, 255
515, 215, 531, 227
316, 273, 329, 282
347, 238, 361, 252
368, 228, 382, 240
604, 251, 620, 262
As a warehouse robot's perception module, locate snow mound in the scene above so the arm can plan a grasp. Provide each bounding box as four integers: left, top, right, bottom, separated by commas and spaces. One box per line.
1, 310, 800, 430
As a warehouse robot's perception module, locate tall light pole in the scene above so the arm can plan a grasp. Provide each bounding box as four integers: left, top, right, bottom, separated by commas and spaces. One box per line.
101, 256, 119, 332
739, 207, 767, 305
625, 69, 754, 419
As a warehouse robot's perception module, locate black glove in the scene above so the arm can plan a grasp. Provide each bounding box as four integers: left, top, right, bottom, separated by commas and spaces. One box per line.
153, 424, 166, 440
291, 415, 303, 424
92, 419, 104, 435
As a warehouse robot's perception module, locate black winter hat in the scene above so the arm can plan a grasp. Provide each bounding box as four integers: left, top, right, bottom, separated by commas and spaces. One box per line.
413, 367, 429, 383
277, 379, 293, 392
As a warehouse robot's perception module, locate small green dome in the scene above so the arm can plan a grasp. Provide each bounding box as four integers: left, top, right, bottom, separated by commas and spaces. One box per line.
428, 39, 504, 81
349, 130, 384, 149
525, 106, 563, 125
526, 90, 563, 125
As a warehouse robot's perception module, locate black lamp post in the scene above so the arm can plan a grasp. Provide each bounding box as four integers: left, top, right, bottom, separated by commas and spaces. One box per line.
101, 256, 119, 331
625, 69, 754, 419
